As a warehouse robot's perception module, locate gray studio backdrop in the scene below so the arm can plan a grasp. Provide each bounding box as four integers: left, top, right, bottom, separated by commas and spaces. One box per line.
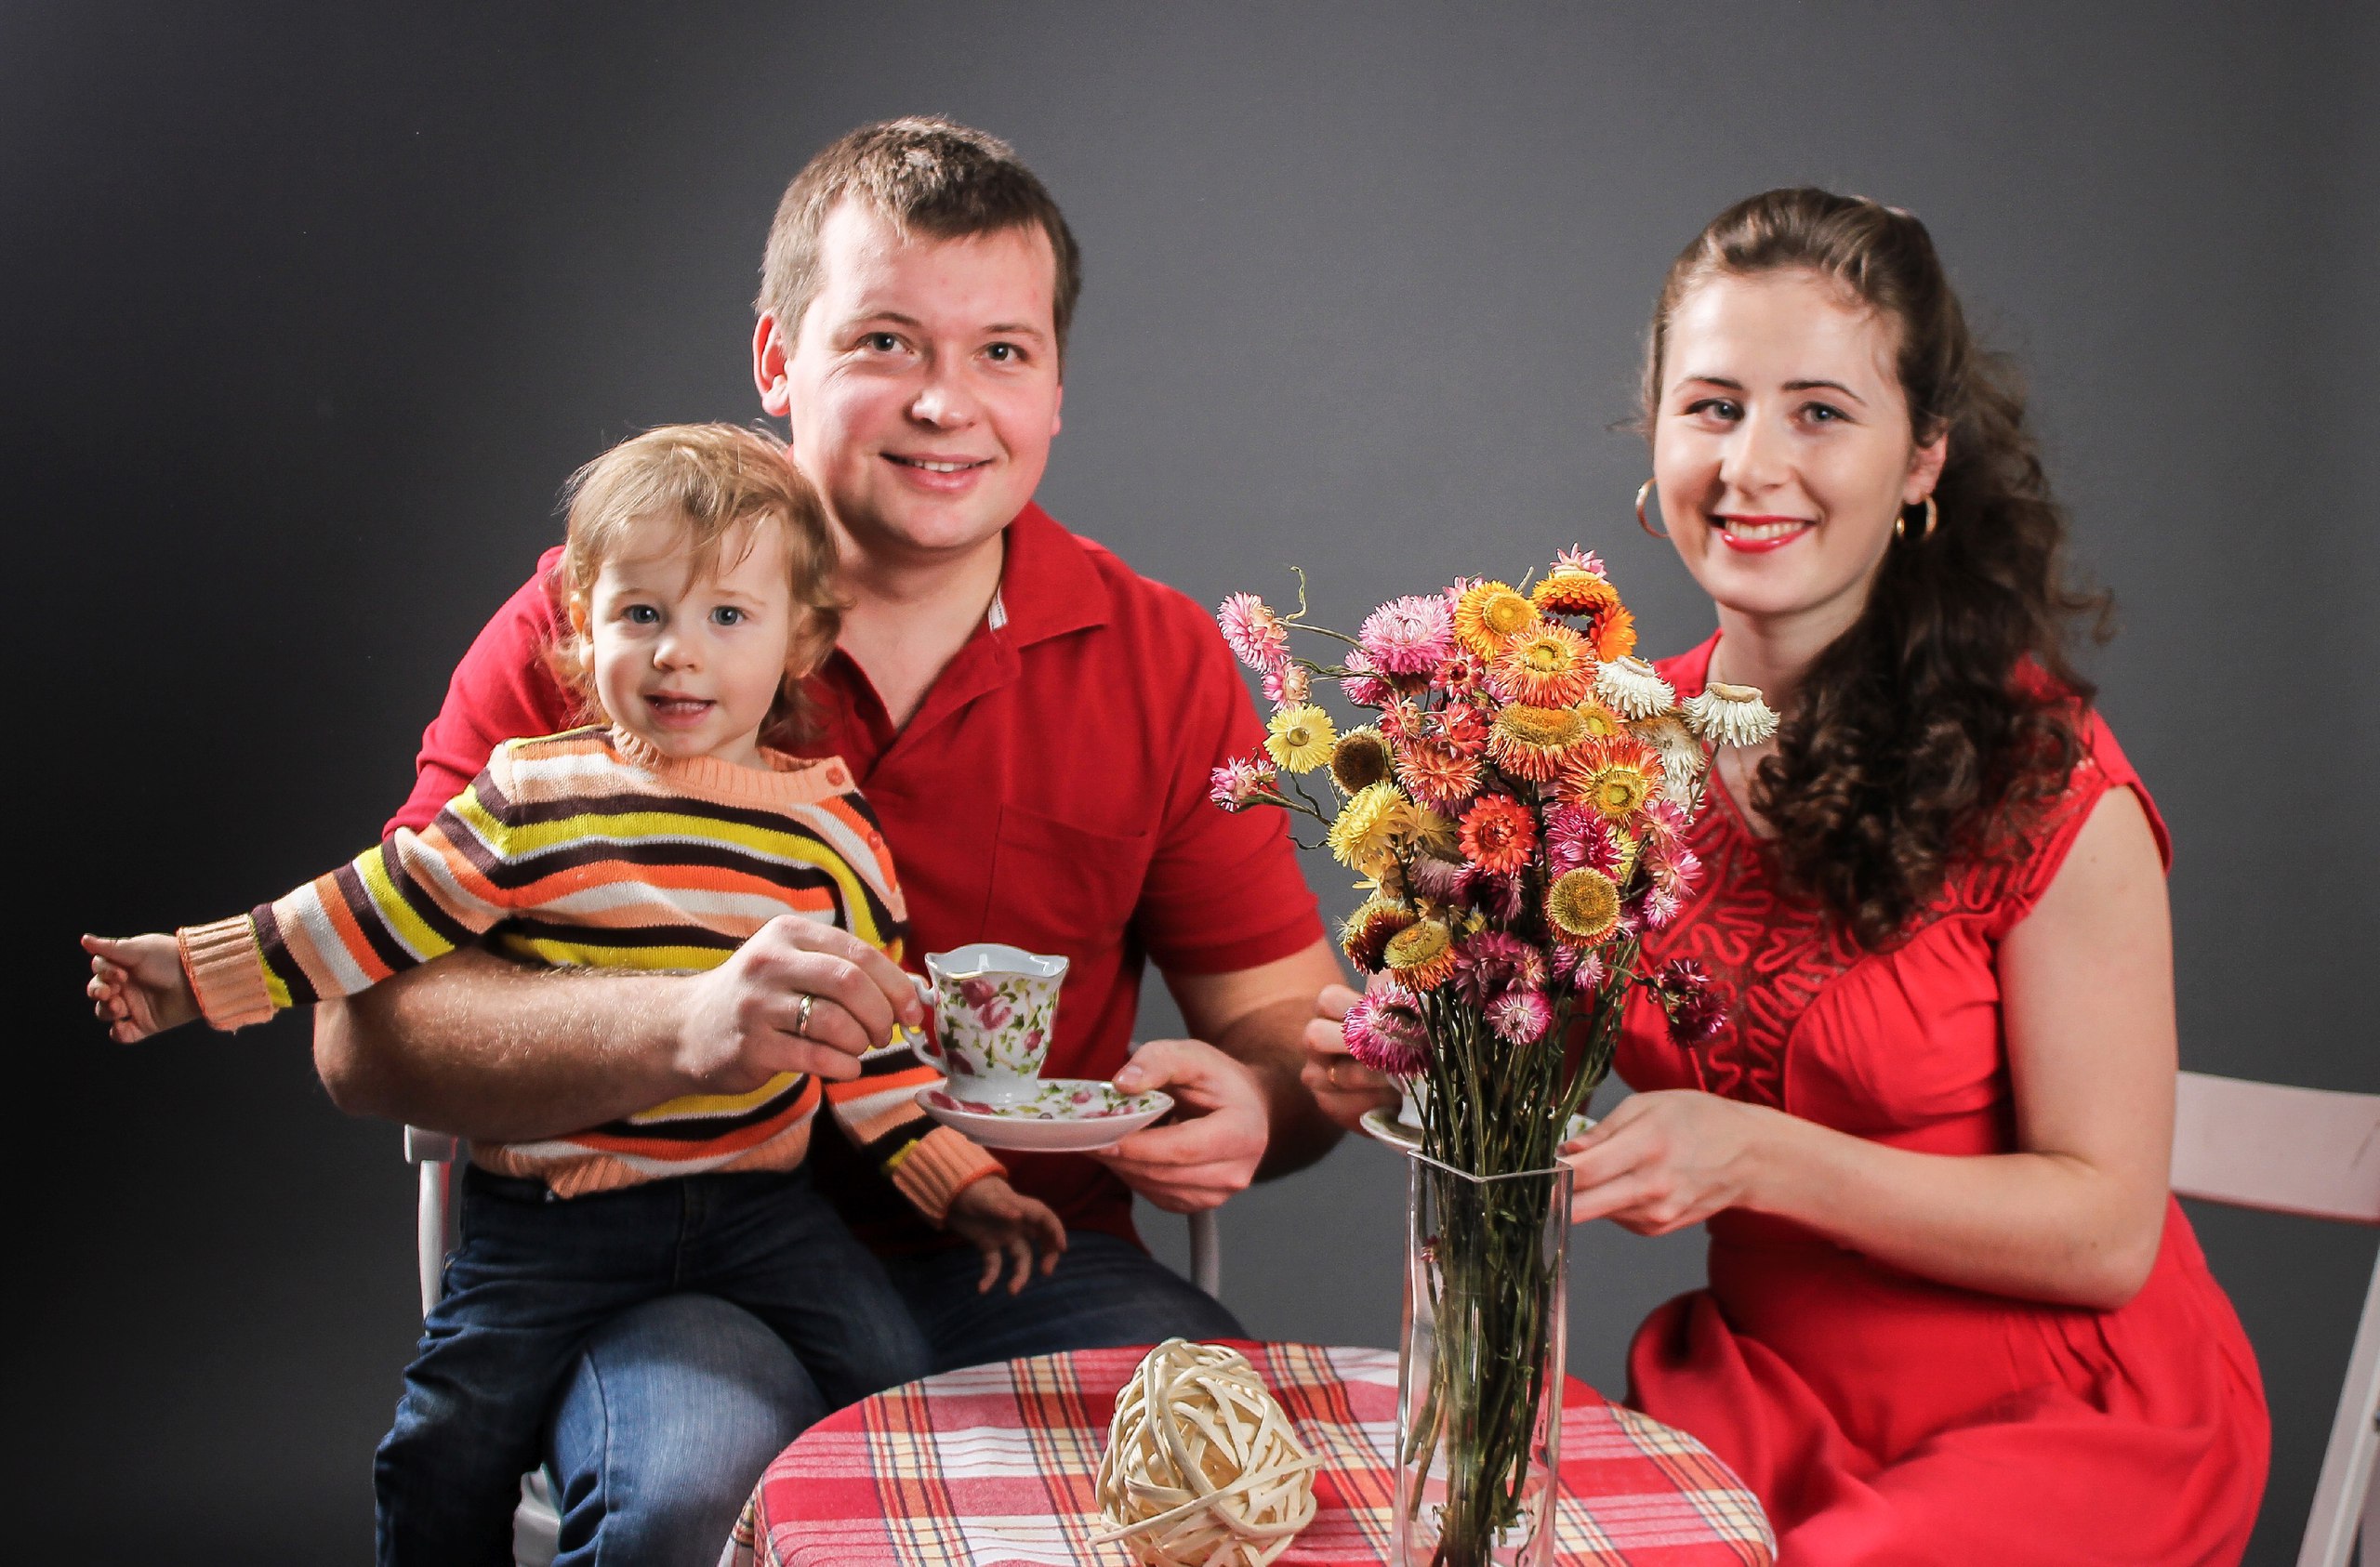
16, 4, 2374, 1562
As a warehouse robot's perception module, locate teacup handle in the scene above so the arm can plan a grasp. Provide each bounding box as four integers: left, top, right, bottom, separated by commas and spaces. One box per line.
906, 973, 943, 1061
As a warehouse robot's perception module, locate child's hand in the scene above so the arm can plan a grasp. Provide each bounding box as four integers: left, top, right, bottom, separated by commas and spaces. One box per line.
82, 933, 201, 1042
945, 1175, 1067, 1296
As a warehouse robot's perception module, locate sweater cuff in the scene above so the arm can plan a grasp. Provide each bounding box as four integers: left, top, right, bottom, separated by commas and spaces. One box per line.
886, 1126, 1004, 1226
178, 916, 278, 1032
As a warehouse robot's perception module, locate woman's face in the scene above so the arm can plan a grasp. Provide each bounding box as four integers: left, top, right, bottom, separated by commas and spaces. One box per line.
1650, 269, 1946, 641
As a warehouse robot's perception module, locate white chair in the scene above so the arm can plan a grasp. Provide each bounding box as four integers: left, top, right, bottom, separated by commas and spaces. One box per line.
403, 1126, 1224, 1567
2169, 1071, 2380, 1567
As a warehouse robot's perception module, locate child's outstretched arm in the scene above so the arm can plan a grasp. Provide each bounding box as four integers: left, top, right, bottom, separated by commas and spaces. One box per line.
945, 1175, 1068, 1296
83, 933, 201, 1042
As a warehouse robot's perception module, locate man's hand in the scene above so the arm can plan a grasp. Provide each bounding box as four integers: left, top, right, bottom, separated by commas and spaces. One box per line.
1094, 1038, 1272, 1212
944, 1174, 1068, 1295
1302, 981, 1401, 1132
668, 915, 925, 1097
83, 932, 201, 1043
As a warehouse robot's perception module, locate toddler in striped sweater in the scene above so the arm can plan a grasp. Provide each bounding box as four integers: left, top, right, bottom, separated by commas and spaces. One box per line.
85, 423, 1063, 1559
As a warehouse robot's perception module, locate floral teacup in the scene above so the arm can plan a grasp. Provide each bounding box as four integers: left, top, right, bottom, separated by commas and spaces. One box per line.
922, 943, 1068, 1108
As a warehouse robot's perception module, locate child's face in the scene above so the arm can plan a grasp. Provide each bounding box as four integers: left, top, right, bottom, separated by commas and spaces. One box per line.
586, 514, 800, 766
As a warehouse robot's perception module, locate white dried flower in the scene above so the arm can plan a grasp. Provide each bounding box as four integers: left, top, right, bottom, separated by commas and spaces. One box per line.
1629, 713, 1707, 792
1681, 681, 1779, 748
1593, 656, 1674, 720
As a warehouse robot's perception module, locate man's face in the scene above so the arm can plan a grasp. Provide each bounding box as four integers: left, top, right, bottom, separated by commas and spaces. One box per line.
756, 201, 1064, 568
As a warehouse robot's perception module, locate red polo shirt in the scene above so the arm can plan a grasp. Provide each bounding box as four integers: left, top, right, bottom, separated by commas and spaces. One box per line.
389, 504, 1322, 1250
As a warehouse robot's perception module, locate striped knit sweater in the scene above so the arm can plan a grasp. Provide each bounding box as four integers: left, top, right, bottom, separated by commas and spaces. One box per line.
175, 725, 999, 1215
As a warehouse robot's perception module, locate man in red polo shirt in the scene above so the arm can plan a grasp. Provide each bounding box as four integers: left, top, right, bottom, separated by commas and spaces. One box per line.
315, 119, 1342, 1563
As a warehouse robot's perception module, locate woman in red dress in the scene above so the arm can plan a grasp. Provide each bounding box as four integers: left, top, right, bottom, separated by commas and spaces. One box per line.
1310, 189, 2268, 1563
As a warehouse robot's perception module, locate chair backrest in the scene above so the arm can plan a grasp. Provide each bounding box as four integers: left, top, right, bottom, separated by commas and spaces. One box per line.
2171, 1071, 2380, 1222
2168, 1072, 2380, 1567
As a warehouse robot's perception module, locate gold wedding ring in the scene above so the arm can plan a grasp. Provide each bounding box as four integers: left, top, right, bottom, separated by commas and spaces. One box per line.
794, 994, 816, 1038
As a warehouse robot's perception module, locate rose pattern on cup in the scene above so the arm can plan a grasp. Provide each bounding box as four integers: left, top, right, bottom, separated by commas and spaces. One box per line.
924, 943, 1068, 1107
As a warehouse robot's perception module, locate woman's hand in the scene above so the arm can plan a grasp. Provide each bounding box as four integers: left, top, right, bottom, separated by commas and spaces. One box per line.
944, 1174, 1067, 1295
1301, 982, 1401, 1132
1562, 1089, 1780, 1236
83, 932, 201, 1042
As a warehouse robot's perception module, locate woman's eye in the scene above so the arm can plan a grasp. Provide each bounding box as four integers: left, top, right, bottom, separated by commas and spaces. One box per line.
1804, 402, 1848, 424
710, 606, 744, 626
1686, 398, 1741, 420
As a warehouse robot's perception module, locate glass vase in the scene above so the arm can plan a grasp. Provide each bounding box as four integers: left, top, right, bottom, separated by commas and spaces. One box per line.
1395, 1150, 1573, 1567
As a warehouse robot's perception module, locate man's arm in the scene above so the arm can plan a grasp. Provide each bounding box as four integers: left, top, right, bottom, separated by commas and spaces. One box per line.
1093, 937, 1346, 1212
314, 918, 925, 1141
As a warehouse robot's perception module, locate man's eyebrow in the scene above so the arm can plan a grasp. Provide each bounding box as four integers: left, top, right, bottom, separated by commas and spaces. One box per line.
851, 309, 1050, 341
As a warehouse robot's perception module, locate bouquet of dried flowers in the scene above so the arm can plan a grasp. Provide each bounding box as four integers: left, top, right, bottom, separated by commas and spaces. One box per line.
1210, 551, 1775, 1565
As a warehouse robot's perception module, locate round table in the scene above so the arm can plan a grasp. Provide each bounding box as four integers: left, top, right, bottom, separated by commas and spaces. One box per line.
729, 1342, 1774, 1567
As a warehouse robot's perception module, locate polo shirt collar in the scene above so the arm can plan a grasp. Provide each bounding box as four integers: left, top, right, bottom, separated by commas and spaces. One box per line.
992, 502, 1112, 647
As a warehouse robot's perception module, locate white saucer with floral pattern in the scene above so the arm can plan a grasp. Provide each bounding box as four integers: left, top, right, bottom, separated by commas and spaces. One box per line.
916, 1078, 1174, 1152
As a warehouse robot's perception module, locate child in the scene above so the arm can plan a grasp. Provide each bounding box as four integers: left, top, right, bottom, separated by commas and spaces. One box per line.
84, 423, 1064, 1561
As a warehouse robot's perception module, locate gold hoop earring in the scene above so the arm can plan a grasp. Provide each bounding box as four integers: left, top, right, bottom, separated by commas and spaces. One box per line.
1895, 494, 1938, 542
1636, 479, 1666, 539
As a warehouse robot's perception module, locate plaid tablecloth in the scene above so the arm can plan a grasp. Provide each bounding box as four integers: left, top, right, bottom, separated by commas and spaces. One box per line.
728, 1342, 1773, 1566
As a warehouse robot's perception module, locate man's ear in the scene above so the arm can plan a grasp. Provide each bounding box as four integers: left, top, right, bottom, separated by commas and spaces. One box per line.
753, 314, 793, 420
1050, 377, 1064, 441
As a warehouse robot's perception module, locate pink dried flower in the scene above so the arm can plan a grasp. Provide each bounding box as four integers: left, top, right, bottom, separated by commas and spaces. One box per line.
1634, 884, 1684, 930
1647, 957, 1724, 1041
1342, 981, 1432, 1075
1644, 839, 1702, 896
1488, 987, 1554, 1047
1339, 647, 1393, 707
1549, 942, 1606, 991
1454, 864, 1528, 924
1638, 797, 1691, 849
1552, 546, 1606, 578
1453, 931, 1546, 1006
1545, 804, 1627, 877
1359, 594, 1458, 677
1406, 854, 1467, 903
1262, 663, 1312, 708
1209, 754, 1277, 811
1218, 593, 1291, 674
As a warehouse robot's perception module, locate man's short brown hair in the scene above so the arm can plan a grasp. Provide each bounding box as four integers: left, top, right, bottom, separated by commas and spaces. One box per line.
756, 116, 1083, 362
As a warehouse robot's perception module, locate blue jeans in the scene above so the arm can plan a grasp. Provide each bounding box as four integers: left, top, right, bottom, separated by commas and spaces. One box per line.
541, 1229, 1244, 1564
375, 1165, 929, 1567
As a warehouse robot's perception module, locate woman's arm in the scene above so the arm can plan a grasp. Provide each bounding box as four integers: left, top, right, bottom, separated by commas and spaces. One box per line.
1565, 786, 2175, 1310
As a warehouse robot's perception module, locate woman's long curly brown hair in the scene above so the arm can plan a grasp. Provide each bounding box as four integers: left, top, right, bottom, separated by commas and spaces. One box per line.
1645, 189, 2109, 950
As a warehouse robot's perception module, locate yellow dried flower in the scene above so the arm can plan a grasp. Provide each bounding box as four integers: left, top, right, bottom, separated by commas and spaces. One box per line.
1383, 918, 1458, 990
1545, 867, 1622, 947
1265, 704, 1337, 773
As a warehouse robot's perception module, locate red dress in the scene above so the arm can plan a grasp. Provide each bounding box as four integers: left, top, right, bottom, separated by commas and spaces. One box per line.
1617, 636, 2268, 1565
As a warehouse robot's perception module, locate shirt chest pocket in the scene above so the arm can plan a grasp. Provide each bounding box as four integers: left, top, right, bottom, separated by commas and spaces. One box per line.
979, 802, 1153, 965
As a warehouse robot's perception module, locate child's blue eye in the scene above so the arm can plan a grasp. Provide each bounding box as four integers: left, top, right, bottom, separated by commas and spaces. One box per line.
624, 604, 660, 625
711, 606, 744, 626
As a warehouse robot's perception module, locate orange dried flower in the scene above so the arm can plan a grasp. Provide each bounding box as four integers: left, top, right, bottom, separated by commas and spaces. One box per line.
1459, 796, 1540, 876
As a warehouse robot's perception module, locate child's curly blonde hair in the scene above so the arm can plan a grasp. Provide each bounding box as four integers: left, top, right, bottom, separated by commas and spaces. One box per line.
550, 423, 843, 742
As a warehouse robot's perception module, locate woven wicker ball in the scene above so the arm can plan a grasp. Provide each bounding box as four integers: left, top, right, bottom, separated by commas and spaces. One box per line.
1093, 1338, 1320, 1567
